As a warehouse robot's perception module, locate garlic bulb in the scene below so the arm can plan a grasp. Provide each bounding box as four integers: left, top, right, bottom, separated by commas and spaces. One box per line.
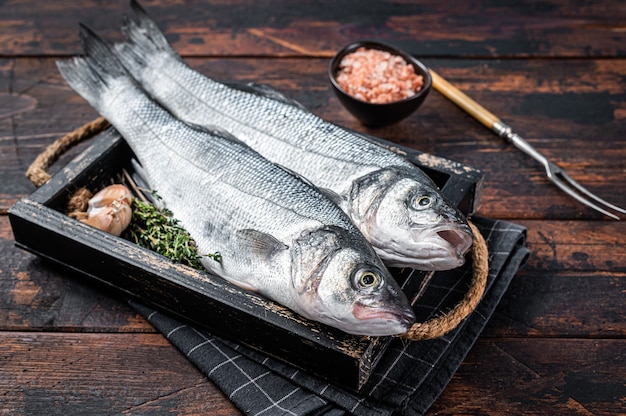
80, 184, 132, 236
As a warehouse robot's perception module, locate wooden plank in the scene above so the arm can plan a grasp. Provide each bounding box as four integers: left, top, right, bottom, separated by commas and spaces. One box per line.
486, 269, 626, 338
484, 219, 626, 337
2, 0, 624, 413
0, 332, 241, 415
0, 57, 100, 211
1, 333, 623, 415
1, 0, 625, 58
519, 220, 626, 273
430, 338, 626, 415
483, 219, 626, 338
0, 215, 153, 333
2, 57, 625, 219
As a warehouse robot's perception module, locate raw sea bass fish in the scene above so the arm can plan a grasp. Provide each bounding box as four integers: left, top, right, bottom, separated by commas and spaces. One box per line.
56, 27, 416, 337
112, 0, 473, 271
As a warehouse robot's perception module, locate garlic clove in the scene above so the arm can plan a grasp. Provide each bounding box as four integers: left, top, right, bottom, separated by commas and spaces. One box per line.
80, 184, 133, 236
86, 184, 133, 218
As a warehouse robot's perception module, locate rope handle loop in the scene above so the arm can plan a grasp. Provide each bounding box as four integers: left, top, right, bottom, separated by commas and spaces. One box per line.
26, 116, 110, 188
400, 221, 488, 340
26, 117, 488, 341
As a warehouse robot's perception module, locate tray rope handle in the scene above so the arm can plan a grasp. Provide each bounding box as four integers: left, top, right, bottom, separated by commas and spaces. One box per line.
400, 220, 488, 340
26, 116, 110, 188
26, 117, 489, 341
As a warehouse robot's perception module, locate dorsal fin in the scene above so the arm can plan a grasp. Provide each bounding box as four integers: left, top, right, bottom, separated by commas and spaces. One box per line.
278, 164, 317, 189
317, 187, 344, 207
184, 121, 250, 148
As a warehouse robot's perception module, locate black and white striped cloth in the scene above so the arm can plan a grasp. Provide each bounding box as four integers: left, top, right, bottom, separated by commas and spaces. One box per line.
131, 216, 529, 415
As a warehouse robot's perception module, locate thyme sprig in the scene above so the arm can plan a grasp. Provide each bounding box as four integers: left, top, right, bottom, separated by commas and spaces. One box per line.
123, 197, 221, 270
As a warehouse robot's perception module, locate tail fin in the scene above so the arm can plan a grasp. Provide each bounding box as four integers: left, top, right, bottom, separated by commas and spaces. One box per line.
56, 24, 130, 110
115, 0, 180, 70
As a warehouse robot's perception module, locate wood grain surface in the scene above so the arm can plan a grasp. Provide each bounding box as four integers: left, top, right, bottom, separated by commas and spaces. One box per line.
1, 1, 625, 414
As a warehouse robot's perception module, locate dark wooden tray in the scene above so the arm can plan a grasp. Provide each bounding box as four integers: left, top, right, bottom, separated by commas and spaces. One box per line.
8, 128, 483, 391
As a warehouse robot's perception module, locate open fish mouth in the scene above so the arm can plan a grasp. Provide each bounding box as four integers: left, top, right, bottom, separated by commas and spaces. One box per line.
378, 222, 474, 270
433, 224, 473, 257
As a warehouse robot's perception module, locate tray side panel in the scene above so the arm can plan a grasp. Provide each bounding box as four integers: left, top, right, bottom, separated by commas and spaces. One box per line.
8, 198, 371, 389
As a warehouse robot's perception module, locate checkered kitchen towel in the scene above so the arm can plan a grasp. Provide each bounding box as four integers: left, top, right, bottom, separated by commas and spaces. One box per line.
130, 216, 530, 415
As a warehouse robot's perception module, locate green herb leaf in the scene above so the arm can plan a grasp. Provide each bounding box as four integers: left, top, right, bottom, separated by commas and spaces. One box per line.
122, 198, 221, 271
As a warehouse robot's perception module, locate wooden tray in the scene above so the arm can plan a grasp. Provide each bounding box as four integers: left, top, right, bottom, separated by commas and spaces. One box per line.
8, 128, 483, 391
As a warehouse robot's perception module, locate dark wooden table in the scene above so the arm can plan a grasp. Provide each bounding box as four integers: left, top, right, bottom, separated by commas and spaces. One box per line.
2, 1, 625, 414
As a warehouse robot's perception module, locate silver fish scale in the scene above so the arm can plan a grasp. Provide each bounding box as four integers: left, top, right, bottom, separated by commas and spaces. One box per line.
128, 52, 417, 195
96, 78, 358, 255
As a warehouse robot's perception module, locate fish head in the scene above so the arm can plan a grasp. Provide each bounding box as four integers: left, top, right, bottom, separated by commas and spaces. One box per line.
292, 226, 415, 336
351, 167, 473, 271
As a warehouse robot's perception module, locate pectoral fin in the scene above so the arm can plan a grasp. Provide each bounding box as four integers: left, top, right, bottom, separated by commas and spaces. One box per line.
236, 229, 288, 261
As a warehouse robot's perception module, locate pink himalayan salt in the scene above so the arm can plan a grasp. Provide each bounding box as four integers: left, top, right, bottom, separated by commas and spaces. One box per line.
335, 47, 424, 104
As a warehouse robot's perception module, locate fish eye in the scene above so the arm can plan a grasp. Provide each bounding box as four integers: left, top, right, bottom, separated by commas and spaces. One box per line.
359, 271, 379, 288
412, 195, 433, 210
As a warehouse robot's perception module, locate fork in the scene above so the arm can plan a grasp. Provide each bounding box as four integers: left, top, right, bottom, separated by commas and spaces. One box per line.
429, 69, 626, 220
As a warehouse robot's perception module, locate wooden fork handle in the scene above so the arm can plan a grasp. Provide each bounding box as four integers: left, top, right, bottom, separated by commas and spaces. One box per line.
430, 69, 500, 130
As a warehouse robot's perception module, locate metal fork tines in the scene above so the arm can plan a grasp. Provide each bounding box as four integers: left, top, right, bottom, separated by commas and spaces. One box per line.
429, 69, 626, 220
495, 122, 626, 220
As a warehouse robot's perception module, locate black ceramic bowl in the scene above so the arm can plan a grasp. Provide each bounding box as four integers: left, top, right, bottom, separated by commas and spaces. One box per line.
329, 41, 432, 128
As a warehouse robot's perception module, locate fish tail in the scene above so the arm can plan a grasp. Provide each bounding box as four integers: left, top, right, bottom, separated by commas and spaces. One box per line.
115, 0, 180, 70
56, 24, 129, 109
